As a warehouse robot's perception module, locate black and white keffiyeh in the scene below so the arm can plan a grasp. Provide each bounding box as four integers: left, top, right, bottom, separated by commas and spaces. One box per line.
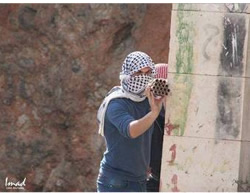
97, 51, 155, 136
120, 51, 156, 95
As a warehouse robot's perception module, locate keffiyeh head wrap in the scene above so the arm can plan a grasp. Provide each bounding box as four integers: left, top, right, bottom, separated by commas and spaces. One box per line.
120, 51, 156, 96
155, 63, 168, 79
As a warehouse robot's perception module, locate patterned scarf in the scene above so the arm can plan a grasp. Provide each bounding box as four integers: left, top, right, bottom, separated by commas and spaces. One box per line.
155, 63, 168, 79
120, 51, 156, 96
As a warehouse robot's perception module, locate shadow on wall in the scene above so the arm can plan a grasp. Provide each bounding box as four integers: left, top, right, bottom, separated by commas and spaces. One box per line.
0, 4, 171, 191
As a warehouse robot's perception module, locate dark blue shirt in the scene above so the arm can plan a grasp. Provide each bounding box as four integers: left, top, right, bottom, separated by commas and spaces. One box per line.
99, 98, 154, 181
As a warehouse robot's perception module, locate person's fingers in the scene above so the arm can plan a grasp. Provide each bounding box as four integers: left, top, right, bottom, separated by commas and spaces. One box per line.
155, 96, 164, 107
154, 95, 164, 102
162, 95, 166, 102
154, 95, 162, 100
163, 95, 167, 104
149, 90, 153, 100
150, 91, 156, 105
145, 86, 151, 97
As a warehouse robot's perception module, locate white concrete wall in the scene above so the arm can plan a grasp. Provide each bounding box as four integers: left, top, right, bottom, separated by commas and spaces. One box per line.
160, 3, 250, 192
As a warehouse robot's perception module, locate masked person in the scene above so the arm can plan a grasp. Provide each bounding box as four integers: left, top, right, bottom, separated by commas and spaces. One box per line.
96, 51, 165, 192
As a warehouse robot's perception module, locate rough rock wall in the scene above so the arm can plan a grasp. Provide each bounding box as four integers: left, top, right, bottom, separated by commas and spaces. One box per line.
0, 4, 171, 191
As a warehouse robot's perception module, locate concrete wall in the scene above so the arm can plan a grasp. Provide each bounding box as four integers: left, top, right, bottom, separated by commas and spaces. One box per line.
160, 4, 250, 192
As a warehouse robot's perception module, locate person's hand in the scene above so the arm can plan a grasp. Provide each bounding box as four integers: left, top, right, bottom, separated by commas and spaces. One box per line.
145, 85, 165, 117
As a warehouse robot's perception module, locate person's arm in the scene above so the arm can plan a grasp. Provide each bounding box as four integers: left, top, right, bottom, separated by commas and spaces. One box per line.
106, 101, 135, 138
129, 87, 165, 138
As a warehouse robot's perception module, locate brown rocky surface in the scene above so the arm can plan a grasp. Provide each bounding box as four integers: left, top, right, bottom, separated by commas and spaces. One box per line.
0, 4, 171, 191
